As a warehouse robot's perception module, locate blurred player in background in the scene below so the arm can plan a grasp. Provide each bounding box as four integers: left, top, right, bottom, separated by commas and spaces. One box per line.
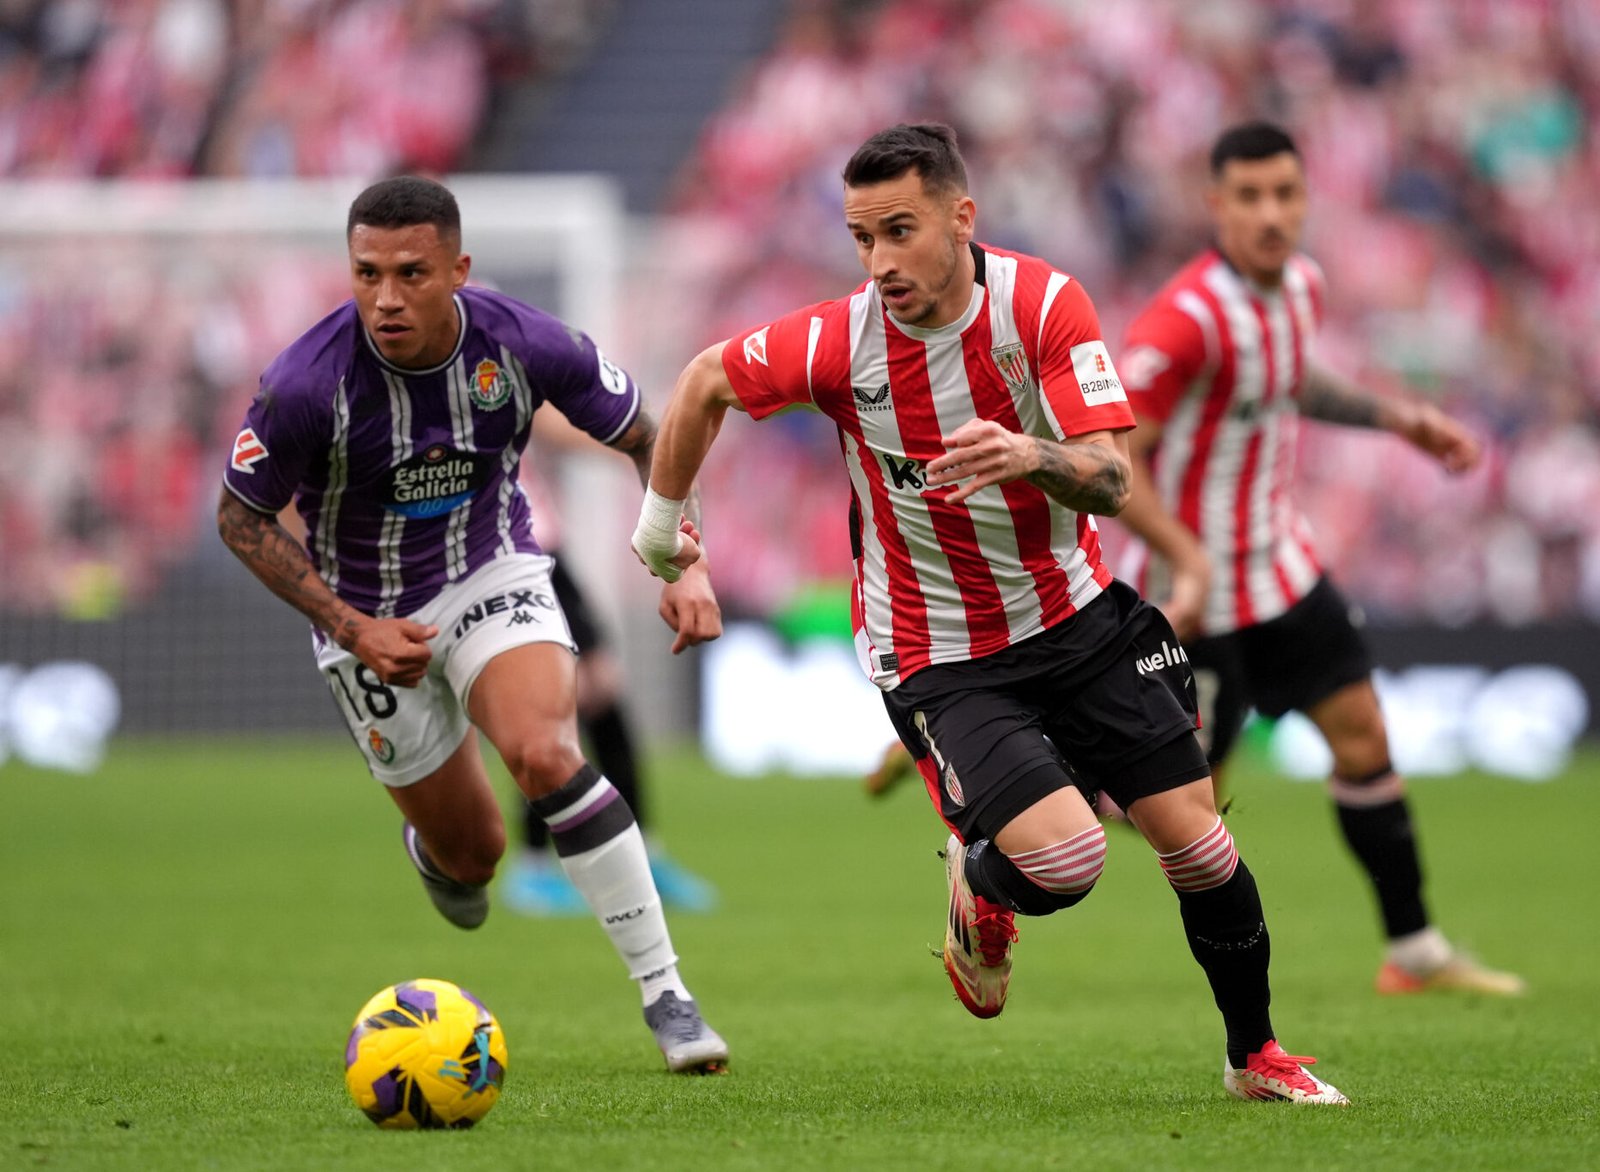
1116, 122, 1523, 997
635, 123, 1348, 1104
216, 175, 729, 1072
507, 425, 717, 916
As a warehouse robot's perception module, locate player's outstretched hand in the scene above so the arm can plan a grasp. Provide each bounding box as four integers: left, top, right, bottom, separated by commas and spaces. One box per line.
925, 418, 1033, 503
659, 558, 722, 655
350, 617, 437, 687
1399, 401, 1481, 474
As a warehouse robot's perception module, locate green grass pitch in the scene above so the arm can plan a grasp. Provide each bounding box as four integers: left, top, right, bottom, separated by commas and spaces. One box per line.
3, 737, 1596, 1170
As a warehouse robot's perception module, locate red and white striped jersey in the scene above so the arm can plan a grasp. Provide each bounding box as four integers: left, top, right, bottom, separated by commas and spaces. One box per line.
722, 243, 1135, 690
1118, 249, 1325, 635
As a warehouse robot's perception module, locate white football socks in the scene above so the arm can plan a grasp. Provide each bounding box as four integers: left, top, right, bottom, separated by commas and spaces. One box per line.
558, 822, 691, 1007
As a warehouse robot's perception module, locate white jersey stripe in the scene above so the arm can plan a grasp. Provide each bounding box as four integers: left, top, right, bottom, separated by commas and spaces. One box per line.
844, 288, 902, 676
312, 377, 351, 594
442, 357, 474, 581
1032, 272, 1071, 440
376, 371, 414, 618
805, 315, 823, 402
497, 350, 537, 556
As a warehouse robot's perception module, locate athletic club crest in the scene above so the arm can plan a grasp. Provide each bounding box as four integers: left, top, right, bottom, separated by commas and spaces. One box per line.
990, 342, 1035, 394
471, 358, 512, 410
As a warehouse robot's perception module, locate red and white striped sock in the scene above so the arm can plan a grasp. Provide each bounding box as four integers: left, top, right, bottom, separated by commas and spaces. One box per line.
1009, 825, 1107, 896
1159, 817, 1240, 892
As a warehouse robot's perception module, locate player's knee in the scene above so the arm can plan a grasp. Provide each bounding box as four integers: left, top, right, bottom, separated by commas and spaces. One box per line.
501, 735, 586, 797
432, 827, 505, 887
1329, 723, 1390, 779
1007, 824, 1107, 912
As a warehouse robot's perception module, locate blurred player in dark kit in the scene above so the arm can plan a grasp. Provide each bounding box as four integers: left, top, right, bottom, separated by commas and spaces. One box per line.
636, 123, 1349, 1103
217, 175, 728, 1072
1117, 122, 1523, 997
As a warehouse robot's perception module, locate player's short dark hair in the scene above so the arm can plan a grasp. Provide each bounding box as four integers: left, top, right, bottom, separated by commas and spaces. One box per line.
346, 176, 461, 245
1209, 122, 1300, 176
843, 123, 969, 196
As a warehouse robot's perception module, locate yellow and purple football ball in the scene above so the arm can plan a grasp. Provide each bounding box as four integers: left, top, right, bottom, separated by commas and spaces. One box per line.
343, 978, 508, 1129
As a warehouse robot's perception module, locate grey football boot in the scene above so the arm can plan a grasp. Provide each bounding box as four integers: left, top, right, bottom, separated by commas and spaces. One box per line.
643, 991, 729, 1074
402, 822, 489, 930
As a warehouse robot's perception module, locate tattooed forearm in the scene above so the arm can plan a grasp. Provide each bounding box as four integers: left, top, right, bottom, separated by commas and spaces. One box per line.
1300, 366, 1381, 428
616, 410, 659, 489
216, 491, 363, 648
1026, 438, 1131, 515
617, 409, 703, 529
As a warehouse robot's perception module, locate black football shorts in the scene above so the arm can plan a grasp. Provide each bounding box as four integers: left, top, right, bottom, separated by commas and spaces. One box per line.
1184, 574, 1374, 767
882, 578, 1210, 842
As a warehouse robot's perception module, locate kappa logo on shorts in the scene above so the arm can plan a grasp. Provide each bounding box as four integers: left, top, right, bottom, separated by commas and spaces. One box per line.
367, 728, 396, 764
1135, 639, 1190, 676
453, 588, 557, 638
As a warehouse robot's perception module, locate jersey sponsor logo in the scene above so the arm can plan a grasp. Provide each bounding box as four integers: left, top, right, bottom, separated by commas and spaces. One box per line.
470, 358, 513, 410
1134, 639, 1190, 676
452, 587, 557, 638
383, 444, 495, 518
743, 326, 770, 366
881, 453, 926, 491
852, 381, 892, 411
596, 349, 629, 396
231, 427, 269, 473
367, 728, 396, 764
990, 342, 1035, 395
1119, 345, 1170, 392
1069, 341, 1128, 406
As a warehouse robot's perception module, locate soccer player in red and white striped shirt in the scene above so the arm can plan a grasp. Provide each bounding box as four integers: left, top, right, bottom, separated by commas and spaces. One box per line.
1117, 122, 1522, 997
635, 124, 1347, 1104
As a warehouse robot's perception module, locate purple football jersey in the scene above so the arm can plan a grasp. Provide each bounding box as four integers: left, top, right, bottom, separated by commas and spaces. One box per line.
223, 286, 640, 617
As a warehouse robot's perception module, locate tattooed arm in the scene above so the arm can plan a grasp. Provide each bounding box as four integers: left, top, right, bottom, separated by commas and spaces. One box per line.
1302, 364, 1481, 473
216, 489, 436, 686
923, 419, 1132, 515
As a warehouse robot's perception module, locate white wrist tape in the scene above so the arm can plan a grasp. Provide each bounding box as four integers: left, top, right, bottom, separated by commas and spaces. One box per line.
631, 488, 687, 582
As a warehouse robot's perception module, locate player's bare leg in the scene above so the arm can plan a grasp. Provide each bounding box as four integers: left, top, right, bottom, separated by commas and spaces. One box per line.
941, 784, 1105, 1018
470, 643, 728, 1072
1128, 778, 1349, 1105
1310, 680, 1524, 996
387, 734, 504, 930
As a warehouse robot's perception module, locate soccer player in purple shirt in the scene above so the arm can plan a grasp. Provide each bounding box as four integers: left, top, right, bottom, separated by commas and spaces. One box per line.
217, 176, 728, 1073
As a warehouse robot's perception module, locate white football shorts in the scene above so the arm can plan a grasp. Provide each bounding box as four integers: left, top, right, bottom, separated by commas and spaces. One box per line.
314, 553, 576, 786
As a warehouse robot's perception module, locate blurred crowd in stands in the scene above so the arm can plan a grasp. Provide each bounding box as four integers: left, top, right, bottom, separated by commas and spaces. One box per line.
0, 0, 609, 177
0, 0, 611, 612
644, 0, 1600, 626
2, 0, 1597, 629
